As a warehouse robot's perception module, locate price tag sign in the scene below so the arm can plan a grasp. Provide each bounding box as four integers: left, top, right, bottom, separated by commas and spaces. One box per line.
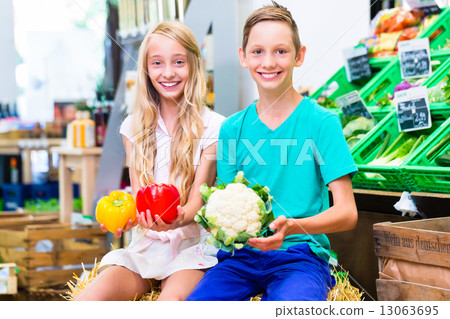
343, 45, 372, 82
395, 86, 431, 132
407, 0, 437, 7
336, 91, 373, 119
398, 38, 432, 79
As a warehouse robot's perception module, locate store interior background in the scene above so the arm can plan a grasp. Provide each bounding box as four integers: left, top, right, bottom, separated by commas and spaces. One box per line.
1, 0, 449, 300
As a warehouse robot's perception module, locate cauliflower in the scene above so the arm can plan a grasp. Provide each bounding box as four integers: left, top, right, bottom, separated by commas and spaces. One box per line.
195, 171, 274, 253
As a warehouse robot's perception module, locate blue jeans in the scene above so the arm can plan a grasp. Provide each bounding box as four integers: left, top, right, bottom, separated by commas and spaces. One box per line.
186, 243, 335, 301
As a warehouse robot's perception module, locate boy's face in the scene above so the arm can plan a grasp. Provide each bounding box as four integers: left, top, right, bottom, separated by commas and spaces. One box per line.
239, 21, 305, 96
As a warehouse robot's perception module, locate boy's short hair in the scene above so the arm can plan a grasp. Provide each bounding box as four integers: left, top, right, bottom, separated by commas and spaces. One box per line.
242, 1, 301, 54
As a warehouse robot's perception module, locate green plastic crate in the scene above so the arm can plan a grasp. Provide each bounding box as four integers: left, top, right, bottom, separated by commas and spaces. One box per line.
350, 104, 450, 192
402, 114, 450, 193
311, 56, 395, 101
336, 107, 392, 150
424, 56, 450, 89
360, 50, 450, 107
418, 7, 450, 51
424, 49, 450, 88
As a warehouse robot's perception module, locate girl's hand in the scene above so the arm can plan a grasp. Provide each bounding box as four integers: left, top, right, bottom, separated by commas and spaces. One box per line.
137, 206, 186, 232
247, 216, 291, 251
99, 217, 137, 239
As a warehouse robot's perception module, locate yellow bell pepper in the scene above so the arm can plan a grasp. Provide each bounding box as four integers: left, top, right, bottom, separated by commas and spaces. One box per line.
95, 191, 136, 233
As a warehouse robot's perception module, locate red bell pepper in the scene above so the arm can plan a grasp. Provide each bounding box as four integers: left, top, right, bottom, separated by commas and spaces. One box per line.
135, 183, 180, 224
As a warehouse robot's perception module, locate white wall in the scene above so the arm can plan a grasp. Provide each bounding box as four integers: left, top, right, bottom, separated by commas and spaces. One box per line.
0, 0, 17, 102
237, 0, 371, 108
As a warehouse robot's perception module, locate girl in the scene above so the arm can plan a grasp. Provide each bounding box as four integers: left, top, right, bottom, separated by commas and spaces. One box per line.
74, 21, 225, 301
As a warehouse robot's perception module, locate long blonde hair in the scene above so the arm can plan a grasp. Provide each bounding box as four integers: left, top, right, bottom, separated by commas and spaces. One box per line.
130, 21, 205, 205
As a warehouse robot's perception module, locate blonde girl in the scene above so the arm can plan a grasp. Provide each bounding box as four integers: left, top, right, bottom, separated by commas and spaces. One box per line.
74, 21, 225, 301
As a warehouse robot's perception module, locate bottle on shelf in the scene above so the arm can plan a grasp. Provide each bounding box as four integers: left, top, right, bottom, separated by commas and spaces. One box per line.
11, 102, 19, 118
5, 103, 11, 119
10, 157, 19, 184
72, 111, 95, 148
1, 102, 10, 119
94, 106, 105, 146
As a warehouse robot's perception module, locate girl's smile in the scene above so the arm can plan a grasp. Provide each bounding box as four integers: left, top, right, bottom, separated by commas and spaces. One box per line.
159, 81, 182, 89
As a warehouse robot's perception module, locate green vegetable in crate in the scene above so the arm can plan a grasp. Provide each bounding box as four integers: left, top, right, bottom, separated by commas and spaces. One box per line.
428, 72, 450, 104
435, 150, 450, 167
428, 134, 450, 167
317, 97, 338, 109
369, 133, 426, 167
376, 92, 391, 107
443, 81, 450, 105
195, 171, 275, 254
342, 116, 375, 139
346, 134, 367, 149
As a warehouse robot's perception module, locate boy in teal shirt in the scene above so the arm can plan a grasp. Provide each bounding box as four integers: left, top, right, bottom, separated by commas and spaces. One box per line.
188, 1, 358, 301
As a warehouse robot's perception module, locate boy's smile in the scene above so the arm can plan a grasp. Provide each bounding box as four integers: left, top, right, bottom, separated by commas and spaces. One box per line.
259, 72, 281, 79
239, 20, 305, 97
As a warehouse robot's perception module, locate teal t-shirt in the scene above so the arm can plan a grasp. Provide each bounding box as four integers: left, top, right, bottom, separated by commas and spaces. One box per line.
217, 97, 357, 262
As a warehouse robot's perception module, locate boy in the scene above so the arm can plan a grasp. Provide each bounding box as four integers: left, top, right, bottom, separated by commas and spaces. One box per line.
187, 1, 358, 301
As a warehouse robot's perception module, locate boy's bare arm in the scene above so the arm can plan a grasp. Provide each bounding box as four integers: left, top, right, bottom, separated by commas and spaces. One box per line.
248, 175, 358, 251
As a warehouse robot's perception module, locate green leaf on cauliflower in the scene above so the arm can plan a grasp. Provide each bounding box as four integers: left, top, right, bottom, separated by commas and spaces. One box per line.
195, 171, 275, 254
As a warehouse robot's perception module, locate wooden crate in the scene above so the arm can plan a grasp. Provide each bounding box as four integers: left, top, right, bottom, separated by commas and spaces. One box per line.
0, 222, 107, 289
373, 217, 450, 301
0, 212, 59, 230
0, 263, 17, 295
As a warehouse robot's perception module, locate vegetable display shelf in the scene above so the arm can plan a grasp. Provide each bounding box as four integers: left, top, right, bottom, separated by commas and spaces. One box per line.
423, 49, 450, 88
310, 56, 395, 101
417, 7, 450, 51
359, 50, 450, 107
402, 113, 450, 194
350, 104, 450, 192
424, 56, 450, 89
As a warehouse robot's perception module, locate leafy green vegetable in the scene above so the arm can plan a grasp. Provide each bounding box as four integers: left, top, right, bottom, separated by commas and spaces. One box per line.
435, 150, 450, 167
376, 92, 391, 107
317, 97, 338, 109
368, 134, 426, 167
342, 116, 375, 139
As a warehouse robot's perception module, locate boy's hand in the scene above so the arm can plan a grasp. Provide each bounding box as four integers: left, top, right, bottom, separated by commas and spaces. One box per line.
247, 216, 290, 251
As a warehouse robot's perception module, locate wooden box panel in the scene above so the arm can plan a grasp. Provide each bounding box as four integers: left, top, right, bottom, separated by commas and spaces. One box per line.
373, 217, 450, 268
376, 279, 450, 301
374, 217, 450, 300
0, 222, 107, 289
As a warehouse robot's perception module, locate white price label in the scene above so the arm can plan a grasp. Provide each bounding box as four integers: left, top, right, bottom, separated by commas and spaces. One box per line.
395, 86, 432, 132
398, 38, 432, 79
336, 91, 373, 119
406, 0, 438, 8
343, 46, 371, 82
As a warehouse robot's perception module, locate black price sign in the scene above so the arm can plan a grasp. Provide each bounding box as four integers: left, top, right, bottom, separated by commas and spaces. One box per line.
406, 0, 441, 16
336, 91, 373, 119
344, 46, 372, 82
398, 38, 431, 79
395, 87, 431, 132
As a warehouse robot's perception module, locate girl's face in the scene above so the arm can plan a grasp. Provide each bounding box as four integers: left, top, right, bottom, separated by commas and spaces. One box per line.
147, 34, 190, 104
239, 21, 304, 96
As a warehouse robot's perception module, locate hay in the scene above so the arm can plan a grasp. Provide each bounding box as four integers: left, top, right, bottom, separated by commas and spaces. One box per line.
62, 261, 101, 301
328, 269, 364, 301
63, 262, 363, 301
